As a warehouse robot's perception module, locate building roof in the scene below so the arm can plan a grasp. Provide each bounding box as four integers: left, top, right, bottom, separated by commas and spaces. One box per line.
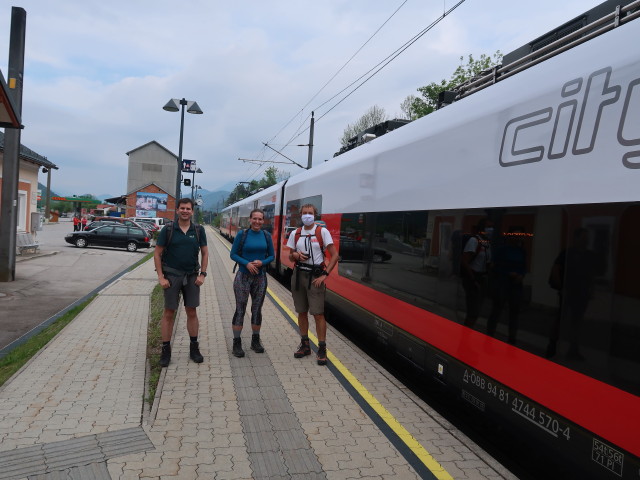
126, 140, 177, 158
125, 182, 170, 197
0, 131, 58, 170
104, 195, 127, 205
0, 69, 20, 128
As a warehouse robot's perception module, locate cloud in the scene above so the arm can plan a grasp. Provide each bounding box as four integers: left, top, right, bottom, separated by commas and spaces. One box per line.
1, 0, 603, 196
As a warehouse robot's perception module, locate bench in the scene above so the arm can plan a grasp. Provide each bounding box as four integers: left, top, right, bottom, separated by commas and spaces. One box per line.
16, 232, 40, 255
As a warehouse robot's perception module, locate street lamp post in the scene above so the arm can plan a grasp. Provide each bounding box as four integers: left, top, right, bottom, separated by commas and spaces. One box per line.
191, 167, 203, 199
163, 98, 203, 208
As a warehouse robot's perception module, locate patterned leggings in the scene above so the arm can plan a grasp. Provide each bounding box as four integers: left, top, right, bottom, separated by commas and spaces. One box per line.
232, 271, 268, 327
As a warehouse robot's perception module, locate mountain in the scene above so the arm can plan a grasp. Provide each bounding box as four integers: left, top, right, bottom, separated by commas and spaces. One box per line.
38, 182, 61, 198
201, 190, 230, 211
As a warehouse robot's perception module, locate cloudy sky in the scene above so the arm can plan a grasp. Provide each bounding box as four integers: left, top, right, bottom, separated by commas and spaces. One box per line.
1, 0, 603, 198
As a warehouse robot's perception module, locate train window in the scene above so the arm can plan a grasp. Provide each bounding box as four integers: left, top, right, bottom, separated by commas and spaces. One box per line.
261, 204, 275, 234
337, 203, 639, 396
338, 210, 430, 307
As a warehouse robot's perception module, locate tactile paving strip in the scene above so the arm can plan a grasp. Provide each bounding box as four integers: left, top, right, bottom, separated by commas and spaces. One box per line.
0, 426, 153, 480
213, 255, 326, 479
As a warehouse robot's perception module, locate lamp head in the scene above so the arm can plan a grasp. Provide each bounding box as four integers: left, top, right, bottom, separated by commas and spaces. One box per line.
187, 101, 203, 114
163, 99, 180, 112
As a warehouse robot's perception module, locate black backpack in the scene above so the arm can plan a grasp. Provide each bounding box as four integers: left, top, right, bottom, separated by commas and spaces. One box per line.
232, 229, 271, 273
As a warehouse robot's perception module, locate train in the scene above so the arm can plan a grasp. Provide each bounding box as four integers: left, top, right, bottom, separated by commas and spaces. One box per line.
220, 1, 640, 478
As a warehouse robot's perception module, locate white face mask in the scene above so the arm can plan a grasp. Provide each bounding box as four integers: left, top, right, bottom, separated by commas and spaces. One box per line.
301, 214, 315, 226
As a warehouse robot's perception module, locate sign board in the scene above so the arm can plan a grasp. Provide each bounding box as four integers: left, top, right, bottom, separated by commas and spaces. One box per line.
182, 159, 196, 172
136, 192, 168, 217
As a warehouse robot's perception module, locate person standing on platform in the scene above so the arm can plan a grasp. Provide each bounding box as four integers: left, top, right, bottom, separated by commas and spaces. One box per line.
287, 204, 338, 366
153, 198, 208, 367
229, 209, 275, 357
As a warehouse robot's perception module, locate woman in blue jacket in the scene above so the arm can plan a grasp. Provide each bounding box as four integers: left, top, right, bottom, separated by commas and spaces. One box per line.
229, 209, 275, 357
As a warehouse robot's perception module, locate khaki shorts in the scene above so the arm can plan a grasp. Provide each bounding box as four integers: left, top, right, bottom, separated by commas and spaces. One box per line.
291, 269, 326, 315
163, 272, 200, 310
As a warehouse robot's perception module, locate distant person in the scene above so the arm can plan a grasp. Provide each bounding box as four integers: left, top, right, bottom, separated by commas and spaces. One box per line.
153, 198, 208, 367
229, 209, 275, 357
546, 228, 601, 359
287, 204, 338, 366
73, 215, 80, 231
461, 218, 493, 327
486, 227, 527, 344
81, 216, 87, 230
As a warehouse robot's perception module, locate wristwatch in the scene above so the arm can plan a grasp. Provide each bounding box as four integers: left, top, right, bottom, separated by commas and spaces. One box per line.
199, 271, 207, 277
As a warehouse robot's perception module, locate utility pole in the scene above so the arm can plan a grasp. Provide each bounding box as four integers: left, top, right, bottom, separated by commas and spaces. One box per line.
0, 7, 26, 282
307, 111, 314, 170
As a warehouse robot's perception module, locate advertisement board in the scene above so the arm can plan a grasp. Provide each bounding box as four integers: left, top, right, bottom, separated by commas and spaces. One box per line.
136, 192, 168, 217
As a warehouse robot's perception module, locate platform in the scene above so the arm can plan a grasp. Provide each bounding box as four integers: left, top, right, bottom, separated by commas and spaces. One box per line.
0, 226, 516, 479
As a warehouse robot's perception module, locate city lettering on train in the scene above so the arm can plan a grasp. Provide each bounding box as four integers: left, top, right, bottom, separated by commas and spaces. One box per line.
500, 65, 640, 168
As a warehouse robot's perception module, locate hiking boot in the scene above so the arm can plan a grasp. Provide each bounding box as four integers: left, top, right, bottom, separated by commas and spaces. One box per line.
160, 344, 171, 368
251, 334, 265, 353
232, 338, 245, 358
190, 341, 204, 363
317, 344, 327, 366
293, 339, 311, 358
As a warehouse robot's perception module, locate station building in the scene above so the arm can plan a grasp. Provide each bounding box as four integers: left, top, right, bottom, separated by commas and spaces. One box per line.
105, 141, 179, 222
0, 131, 57, 233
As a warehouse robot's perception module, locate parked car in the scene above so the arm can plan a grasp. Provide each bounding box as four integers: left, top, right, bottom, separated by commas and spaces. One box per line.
131, 217, 166, 229
338, 236, 392, 263
85, 217, 152, 233
65, 225, 151, 252
130, 218, 160, 234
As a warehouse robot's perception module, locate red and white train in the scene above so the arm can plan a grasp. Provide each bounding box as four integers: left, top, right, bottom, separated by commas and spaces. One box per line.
221, 1, 639, 477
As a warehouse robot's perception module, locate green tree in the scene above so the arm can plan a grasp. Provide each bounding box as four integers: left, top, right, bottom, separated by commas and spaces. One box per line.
340, 105, 388, 147
399, 95, 418, 121
225, 166, 289, 207
407, 51, 502, 119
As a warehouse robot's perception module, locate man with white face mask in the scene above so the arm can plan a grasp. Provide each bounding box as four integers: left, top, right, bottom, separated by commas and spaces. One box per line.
286, 204, 338, 365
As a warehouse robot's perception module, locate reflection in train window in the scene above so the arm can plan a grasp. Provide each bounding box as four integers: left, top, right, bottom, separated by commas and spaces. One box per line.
337, 203, 640, 396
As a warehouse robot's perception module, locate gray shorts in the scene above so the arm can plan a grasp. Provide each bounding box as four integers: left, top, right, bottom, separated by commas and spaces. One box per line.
291, 269, 326, 315
163, 272, 200, 310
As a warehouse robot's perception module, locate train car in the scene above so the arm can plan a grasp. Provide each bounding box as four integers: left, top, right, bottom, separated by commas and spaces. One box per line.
221, 182, 287, 262
223, 2, 639, 477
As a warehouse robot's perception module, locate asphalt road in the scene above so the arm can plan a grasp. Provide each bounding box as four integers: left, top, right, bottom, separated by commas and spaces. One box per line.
0, 219, 154, 351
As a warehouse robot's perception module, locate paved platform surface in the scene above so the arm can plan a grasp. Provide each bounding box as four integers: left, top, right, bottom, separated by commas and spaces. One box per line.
0, 226, 519, 479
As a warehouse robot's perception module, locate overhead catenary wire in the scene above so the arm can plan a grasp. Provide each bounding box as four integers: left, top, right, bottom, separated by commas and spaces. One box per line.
264, 0, 410, 150
276, 0, 467, 150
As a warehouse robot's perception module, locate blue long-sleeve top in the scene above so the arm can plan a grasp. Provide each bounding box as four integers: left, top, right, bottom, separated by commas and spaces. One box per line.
230, 229, 275, 275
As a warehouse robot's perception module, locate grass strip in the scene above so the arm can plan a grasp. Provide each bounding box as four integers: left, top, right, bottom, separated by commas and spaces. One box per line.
0, 251, 155, 389
146, 284, 164, 406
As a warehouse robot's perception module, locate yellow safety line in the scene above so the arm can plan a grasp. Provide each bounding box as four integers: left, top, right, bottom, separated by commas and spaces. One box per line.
267, 288, 453, 480
218, 230, 453, 480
